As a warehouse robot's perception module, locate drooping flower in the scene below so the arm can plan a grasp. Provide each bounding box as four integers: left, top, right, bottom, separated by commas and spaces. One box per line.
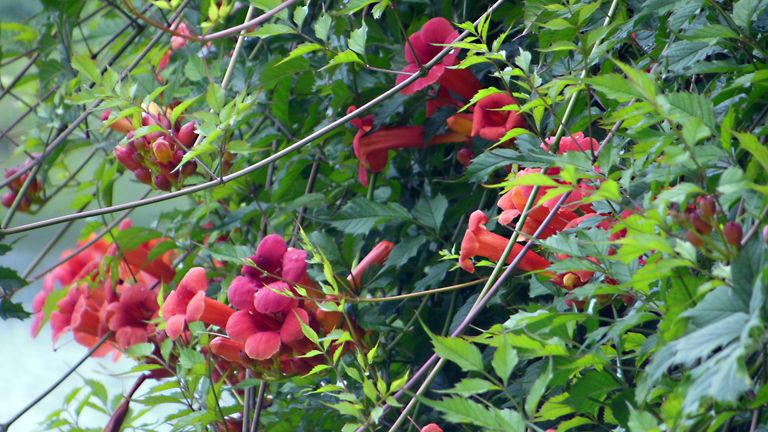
459, 210, 551, 274
471, 92, 526, 142
348, 107, 467, 185
421, 424, 444, 432
396, 18, 481, 100
161, 267, 208, 339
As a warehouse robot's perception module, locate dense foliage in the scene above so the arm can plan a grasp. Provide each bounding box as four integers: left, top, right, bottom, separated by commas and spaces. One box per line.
1, 0, 768, 431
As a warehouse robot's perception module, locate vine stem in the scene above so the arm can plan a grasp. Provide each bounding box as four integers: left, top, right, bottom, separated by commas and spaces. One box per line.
0, 0, 493, 237
366, 0, 622, 428
0, 0, 190, 194
249, 381, 268, 432
384, 183, 544, 432
0, 331, 113, 431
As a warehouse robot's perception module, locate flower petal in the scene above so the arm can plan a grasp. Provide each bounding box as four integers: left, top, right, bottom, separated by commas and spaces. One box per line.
280, 308, 310, 345
244, 331, 281, 360
253, 281, 297, 314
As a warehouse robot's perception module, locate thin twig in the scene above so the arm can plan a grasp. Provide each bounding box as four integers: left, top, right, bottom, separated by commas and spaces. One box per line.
0, 7, 471, 236
0, 332, 113, 431
249, 381, 267, 432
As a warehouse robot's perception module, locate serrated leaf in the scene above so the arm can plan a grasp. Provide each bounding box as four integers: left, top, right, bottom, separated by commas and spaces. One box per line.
314, 14, 332, 42
71, 54, 101, 83
525, 359, 553, 417
412, 194, 447, 232
349, 23, 367, 55
327, 198, 411, 234
431, 335, 484, 372
492, 335, 519, 385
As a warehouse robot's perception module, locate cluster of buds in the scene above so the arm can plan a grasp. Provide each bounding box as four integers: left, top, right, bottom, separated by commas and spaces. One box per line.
107, 108, 200, 191
2, 157, 44, 212
670, 195, 743, 250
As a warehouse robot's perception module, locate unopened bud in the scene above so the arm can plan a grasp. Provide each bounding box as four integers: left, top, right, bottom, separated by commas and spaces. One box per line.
698, 196, 717, 219
152, 139, 174, 164
154, 174, 172, 191
133, 168, 152, 185
176, 122, 198, 147
180, 161, 197, 177
685, 230, 704, 247
763, 225, 768, 246
724, 221, 743, 246
456, 147, 474, 167
562, 273, 580, 290
1, 192, 16, 208
689, 211, 712, 234
114, 145, 141, 171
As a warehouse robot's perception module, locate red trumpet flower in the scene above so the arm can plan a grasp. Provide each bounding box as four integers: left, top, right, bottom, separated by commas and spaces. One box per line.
102, 282, 159, 350
348, 240, 395, 290
396, 18, 481, 100
459, 211, 551, 274
348, 107, 466, 185
471, 92, 527, 142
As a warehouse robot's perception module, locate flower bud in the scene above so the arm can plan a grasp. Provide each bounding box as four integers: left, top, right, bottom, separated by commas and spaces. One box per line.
562, 273, 580, 290
133, 168, 152, 185
152, 139, 174, 164
697, 196, 717, 219
685, 230, 704, 247
724, 221, 743, 246
114, 145, 141, 171
177, 122, 198, 147
18, 195, 31, 212
689, 211, 711, 234
180, 161, 197, 177
154, 174, 172, 191
1, 192, 16, 208
456, 147, 474, 167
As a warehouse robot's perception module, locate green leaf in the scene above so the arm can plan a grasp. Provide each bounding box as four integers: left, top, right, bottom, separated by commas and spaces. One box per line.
431, 335, 484, 372
327, 198, 411, 234
71, 54, 101, 83
733, 0, 768, 32
277, 43, 323, 65
491, 335, 519, 385
314, 14, 332, 42
246, 23, 294, 38
426, 397, 525, 431
206, 83, 225, 112
525, 359, 553, 417
385, 235, 426, 268
0, 266, 27, 294
628, 407, 661, 432
0, 298, 30, 320
412, 194, 448, 232
657, 92, 716, 132
321, 50, 363, 70
438, 378, 501, 396
349, 23, 367, 55
125, 342, 155, 358
293, 5, 308, 27
736, 132, 768, 173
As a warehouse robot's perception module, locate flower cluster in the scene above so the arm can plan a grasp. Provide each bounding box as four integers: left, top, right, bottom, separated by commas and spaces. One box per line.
107, 106, 201, 191
162, 234, 391, 377
349, 18, 531, 184
32, 220, 175, 356
2, 157, 44, 212
671, 195, 744, 250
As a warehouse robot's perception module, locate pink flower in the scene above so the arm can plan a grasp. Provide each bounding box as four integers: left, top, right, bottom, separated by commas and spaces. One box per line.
396, 18, 481, 100
102, 283, 159, 350
161, 267, 208, 339
471, 92, 526, 142
225, 308, 309, 361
